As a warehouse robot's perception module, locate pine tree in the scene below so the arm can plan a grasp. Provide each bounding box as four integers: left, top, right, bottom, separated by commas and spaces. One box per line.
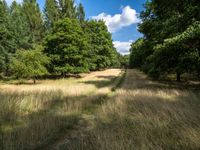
22, 0, 44, 44
44, 0, 59, 30
58, 0, 77, 19
0, 0, 12, 52
0, 0, 13, 75
10, 1, 30, 50
77, 3, 85, 22
44, 0, 77, 30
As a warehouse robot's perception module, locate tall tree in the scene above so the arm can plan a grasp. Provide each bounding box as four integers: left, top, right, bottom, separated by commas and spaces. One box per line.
44, 0, 78, 30
58, 0, 77, 19
130, 0, 200, 81
44, 18, 90, 75
77, 3, 85, 22
22, 0, 44, 44
44, 0, 59, 30
10, 1, 30, 50
0, 0, 13, 75
0, 0, 12, 52
84, 20, 118, 70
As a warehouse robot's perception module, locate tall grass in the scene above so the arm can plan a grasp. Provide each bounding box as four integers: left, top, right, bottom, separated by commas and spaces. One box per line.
64, 69, 200, 150
1, 69, 200, 150
0, 69, 122, 150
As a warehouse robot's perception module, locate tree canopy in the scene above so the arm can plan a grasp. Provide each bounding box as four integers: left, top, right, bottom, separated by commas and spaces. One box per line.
0, 0, 120, 80
44, 18, 90, 75
10, 46, 49, 83
130, 0, 200, 81
83, 20, 118, 70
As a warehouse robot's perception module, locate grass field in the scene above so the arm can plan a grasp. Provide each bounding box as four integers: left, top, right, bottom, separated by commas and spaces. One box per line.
1, 69, 200, 150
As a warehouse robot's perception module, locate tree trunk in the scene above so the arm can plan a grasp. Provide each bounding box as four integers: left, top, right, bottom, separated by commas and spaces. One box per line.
176, 72, 181, 82
61, 72, 66, 78
33, 77, 36, 84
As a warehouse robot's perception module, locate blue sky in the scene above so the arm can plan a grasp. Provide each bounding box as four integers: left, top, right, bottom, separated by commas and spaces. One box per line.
7, 0, 146, 54
76, 0, 146, 54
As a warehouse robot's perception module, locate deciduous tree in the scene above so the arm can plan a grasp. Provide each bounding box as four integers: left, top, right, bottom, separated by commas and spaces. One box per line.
10, 46, 49, 83
44, 18, 89, 75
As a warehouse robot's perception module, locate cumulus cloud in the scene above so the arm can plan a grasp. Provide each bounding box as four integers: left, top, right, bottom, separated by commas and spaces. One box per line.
6, 0, 23, 5
92, 6, 140, 33
113, 40, 133, 55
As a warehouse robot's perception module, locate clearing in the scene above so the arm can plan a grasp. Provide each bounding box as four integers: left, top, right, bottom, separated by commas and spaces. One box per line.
1, 69, 200, 150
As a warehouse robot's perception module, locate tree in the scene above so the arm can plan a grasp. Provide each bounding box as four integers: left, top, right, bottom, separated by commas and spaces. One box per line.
130, 0, 200, 81
83, 20, 118, 70
10, 1, 30, 50
10, 46, 49, 84
77, 3, 85, 22
44, 0, 59, 30
58, 0, 77, 19
0, 48, 5, 74
118, 54, 129, 68
152, 22, 200, 81
44, 18, 90, 75
0, 0, 13, 75
22, 0, 44, 44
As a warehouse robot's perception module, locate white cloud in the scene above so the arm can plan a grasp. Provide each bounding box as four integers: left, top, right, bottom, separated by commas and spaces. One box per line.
6, 0, 23, 5
113, 40, 133, 55
92, 6, 140, 33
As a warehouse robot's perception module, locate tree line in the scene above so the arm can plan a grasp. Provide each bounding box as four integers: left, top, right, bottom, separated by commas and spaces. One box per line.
0, 0, 120, 82
129, 0, 200, 81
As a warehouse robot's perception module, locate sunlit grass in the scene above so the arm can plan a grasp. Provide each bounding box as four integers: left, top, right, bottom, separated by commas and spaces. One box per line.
64, 69, 200, 150
1, 69, 200, 150
0, 69, 122, 150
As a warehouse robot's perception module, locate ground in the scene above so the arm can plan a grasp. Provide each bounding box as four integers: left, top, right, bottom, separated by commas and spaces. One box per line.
0, 69, 200, 150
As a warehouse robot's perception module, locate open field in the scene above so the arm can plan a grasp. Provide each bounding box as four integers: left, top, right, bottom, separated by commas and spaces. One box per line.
0, 69, 122, 150
1, 69, 200, 150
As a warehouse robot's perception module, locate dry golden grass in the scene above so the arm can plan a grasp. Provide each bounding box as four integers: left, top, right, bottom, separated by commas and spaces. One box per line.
63, 69, 200, 150
0, 69, 122, 150
1, 69, 200, 150
0, 69, 121, 96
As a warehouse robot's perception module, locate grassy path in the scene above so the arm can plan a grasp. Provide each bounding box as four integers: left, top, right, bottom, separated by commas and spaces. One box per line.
58, 69, 200, 150
1, 69, 200, 150
44, 69, 126, 150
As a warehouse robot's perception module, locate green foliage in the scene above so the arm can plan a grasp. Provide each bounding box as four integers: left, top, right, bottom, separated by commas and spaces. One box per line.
58, 0, 77, 19
44, 0, 78, 30
10, 46, 49, 83
22, 0, 44, 44
130, 0, 200, 81
118, 54, 129, 68
130, 39, 145, 68
0, 0, 13, 75
151, 22, 200, 78
0, 0, 119, 79
83, 20, 118, 70
44, 0, 60, 30
44, 18, 89, 74
155, 22, 200, 51
10, 1, 30, 50
129, 38, 153, 70
77, 3, 85, 22
0, 0, 10, 41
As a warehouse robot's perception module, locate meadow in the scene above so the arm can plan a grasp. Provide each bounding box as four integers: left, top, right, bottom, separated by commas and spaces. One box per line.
1, 69, 200, 150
